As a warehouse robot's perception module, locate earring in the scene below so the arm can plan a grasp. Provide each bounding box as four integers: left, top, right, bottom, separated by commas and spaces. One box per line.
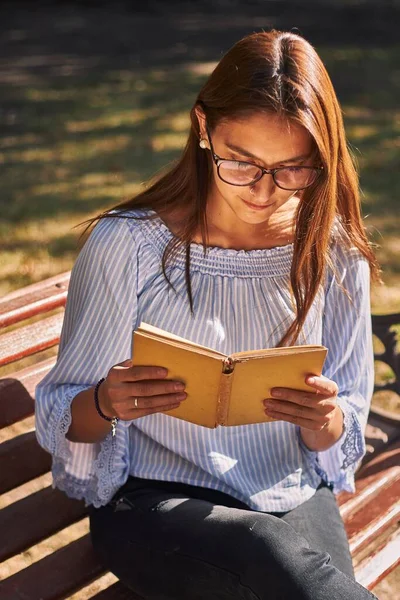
199, 139, 207, 149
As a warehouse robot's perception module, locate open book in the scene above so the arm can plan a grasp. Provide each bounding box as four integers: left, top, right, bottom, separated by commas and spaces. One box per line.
132, 323, 328, 428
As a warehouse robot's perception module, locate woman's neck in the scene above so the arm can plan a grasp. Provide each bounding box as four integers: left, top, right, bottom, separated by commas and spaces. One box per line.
196, 198, 298, 251
158, 198, 298, 251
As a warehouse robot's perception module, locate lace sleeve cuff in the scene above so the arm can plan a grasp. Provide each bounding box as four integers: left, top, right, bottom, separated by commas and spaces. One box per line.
41, 384, 133, 507
336, 396, 366, 470
48, 384, 91, 460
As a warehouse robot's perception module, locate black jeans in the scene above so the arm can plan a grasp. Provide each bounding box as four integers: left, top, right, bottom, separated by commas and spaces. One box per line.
89, 477, 377, 600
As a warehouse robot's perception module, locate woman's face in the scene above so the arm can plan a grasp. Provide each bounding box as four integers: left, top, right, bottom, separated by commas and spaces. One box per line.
198, 111, 315, 227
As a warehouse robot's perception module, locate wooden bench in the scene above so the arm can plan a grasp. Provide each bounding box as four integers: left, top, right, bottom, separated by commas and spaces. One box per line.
0, 273, 399, 599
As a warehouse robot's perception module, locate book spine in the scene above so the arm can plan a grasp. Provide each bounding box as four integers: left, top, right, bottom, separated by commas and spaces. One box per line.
217, 359, 234, 426
223, 357, 234, 374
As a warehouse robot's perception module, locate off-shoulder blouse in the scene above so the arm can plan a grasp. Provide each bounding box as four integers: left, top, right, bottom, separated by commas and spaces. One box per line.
35, 210, 374, 510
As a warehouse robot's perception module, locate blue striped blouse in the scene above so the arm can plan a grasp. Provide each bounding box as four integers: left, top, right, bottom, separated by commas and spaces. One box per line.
35, 210, 374, 511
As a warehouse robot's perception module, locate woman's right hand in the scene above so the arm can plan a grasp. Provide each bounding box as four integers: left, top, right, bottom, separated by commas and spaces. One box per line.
98, 359, 187, 421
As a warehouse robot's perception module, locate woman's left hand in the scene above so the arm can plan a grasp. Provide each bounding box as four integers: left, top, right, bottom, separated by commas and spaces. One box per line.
263, 374, 340, 432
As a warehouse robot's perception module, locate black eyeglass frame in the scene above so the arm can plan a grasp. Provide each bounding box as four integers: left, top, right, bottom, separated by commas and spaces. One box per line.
204, 124, 324, 191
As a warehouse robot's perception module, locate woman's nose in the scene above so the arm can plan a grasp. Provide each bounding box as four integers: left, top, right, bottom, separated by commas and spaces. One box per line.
250, 172, 276, 199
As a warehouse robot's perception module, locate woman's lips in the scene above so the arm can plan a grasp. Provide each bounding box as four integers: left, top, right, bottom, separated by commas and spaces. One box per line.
242, 198, 275, 211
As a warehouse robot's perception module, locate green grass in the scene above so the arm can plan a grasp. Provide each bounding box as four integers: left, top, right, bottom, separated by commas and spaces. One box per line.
1, 39, 399, 313
0, 64, 201, 291
318, 45, 400, 313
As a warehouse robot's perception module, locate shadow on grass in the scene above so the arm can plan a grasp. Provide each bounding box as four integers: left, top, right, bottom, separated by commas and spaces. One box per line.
0, 1, 399, 293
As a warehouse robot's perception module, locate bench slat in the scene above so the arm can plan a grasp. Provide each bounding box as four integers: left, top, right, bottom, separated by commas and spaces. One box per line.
0, 486, 86, 562
355, 528, 400, 590
340, 441, 400, 580
339, 468, 400, 520
0, 432, 51, 494
0, 313, 63, 367
0, 534, 103, 600
338, 438, 400, 505
0, 378, 34, 429
92, 582, 144, 599
0, 358, 56, 428
347, 478, 400, 556
0, 272, 70, 328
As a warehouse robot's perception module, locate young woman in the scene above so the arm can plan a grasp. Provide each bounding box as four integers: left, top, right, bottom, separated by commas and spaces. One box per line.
36, 30, 380, 599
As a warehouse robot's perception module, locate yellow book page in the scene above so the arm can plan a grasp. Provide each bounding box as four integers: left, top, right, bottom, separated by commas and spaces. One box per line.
232, 345, 326, 360
132, 331, 223, 428
137, 322, 225, 358
226, 349, 328, 426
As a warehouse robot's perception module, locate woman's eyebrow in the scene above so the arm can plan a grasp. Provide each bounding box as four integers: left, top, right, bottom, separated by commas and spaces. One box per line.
224, 142, 309, 165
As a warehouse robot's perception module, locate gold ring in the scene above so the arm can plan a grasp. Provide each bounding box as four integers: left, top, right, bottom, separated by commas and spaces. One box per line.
134, 397, 138, 408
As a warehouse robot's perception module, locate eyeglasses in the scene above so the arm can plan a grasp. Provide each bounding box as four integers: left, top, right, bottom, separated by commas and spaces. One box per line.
204, 125, 323, 191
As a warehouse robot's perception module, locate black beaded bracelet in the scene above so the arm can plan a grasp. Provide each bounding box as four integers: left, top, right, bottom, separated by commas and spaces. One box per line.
94, 378, 118, 436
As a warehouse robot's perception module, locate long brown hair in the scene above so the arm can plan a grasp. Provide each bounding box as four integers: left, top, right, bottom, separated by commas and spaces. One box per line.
84, 29, 381, 346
